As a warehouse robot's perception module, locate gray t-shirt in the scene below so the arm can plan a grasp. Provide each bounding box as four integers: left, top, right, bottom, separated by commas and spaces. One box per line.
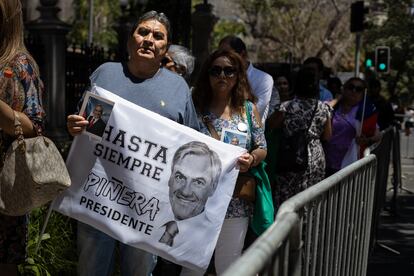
90, 62, 200, 130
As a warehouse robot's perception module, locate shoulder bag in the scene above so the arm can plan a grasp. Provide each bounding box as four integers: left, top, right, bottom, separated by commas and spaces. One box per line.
276, 102, 318, 172
0, 111, 71, 216
244, 101, 275, 235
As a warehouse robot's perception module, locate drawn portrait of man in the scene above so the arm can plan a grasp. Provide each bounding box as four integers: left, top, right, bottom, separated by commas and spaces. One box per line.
159, 141, 222, 246
86, 104, 107, 136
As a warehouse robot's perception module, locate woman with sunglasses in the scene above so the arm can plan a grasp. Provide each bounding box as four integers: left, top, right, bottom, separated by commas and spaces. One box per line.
324, 77, 380, 176
187, 49, 267, 275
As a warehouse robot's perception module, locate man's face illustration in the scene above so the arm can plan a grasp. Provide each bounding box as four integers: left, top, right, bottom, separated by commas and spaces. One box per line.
93, 106, 103, 119
168, 154, 214, 220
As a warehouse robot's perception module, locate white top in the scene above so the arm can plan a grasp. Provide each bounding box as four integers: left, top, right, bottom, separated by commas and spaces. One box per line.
247, 63, 274, 124
267, 86, 281, 118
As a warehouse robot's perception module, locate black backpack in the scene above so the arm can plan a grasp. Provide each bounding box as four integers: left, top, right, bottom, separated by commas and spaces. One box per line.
276, 103, 318, 173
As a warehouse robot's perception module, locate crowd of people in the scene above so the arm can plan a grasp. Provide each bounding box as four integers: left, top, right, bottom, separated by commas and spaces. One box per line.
0, 2, 400, 276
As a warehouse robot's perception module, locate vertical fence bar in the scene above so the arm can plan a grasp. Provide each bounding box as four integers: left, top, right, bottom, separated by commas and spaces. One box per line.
337, 179, 348, 276
346, 173, 358, 276
327, 185, 339, 276
358, 165, 370, 276
342, 176, 352, 276
363, 161, 377, 274
283, 239, 290, 276
318, 194, 328, 276
352, 170, 364, 276
358, 167, 368, 275
304, 203, 314, 276
334, 182, 345, 275
272, 245, 280, 276
311, 198, 321, 276
349, 172, 359, 275
339, 175, 353, 276
291, 215, 303, 276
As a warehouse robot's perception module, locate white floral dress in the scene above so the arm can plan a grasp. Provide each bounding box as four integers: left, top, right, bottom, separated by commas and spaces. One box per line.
275, 98, 331, 206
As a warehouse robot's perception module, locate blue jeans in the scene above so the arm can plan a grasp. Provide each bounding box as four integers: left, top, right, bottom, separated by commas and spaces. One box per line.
77, 222, 157, 276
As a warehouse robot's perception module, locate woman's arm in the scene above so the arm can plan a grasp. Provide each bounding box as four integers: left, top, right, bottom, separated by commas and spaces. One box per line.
238, 103, 267, 172
0, 55, 46, 138
238, 148, 267, 173
0, 98, 37, 137
356, 127, 382, 145
266, 110, 284, 130
322, 115, 332, 141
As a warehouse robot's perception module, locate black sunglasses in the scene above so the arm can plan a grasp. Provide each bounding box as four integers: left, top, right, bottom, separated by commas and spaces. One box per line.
208, 66, 237, 78
345, 83, 365, 93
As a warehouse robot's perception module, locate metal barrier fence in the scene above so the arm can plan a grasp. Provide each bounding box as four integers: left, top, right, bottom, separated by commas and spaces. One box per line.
223, 155, 377, 276
391, 126, 402, 209
363, 127, 394, 250
395, 113, 414, 159
401, 131, 414, 158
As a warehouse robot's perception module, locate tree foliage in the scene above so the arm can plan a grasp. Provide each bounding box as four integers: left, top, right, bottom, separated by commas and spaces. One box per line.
365, 0, 414, 103
211, 19, 247, 50
68, 0, 121, 48
231, 0, 355, 70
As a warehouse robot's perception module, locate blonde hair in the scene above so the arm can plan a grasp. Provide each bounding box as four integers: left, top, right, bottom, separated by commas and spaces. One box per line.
0, 0, 38, 74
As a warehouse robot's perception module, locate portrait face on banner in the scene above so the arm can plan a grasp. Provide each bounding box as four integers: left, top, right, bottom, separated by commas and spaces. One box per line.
168, 141, 221, 221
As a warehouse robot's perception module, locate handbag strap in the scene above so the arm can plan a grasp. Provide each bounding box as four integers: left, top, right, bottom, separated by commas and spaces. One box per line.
13, 111, 26, 148
12, 111, 43, 151
202, 115, 220, 140
305, 101, 318, 137
244, 101, 254, 149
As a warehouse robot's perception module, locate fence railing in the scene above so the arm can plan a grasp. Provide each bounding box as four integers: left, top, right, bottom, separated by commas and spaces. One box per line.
223, 154, 377, 276
363, 127, 396, 251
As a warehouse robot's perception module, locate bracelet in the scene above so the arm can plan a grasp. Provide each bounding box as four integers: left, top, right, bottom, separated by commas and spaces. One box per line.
250, 153, 256, 168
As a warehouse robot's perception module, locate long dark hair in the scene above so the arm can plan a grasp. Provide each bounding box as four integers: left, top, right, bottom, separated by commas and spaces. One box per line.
192, 49, 255, 115
293, 67, 319, 98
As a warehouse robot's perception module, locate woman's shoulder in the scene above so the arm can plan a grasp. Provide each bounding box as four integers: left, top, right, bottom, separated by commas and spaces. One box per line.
10, 53, 38, 77
279, 99, 295, 112
245, 100, 255, 109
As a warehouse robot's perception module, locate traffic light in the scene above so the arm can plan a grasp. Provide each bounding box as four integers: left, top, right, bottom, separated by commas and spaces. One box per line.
350, 1, 369, 33
375, 46, 390, 73
365, 51, 375, 68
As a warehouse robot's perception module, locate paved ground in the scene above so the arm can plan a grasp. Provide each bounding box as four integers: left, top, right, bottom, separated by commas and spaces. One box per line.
367, 133, 414, 275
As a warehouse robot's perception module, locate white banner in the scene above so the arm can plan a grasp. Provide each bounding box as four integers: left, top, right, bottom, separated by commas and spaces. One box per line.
53, 86, 245, 272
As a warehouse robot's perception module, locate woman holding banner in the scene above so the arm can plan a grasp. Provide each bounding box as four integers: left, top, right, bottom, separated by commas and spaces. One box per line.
188, 49, 267, 275
324, 77, 381, 176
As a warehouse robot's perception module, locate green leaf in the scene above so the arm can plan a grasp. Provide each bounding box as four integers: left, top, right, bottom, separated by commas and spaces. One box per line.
41, 233, 51, 241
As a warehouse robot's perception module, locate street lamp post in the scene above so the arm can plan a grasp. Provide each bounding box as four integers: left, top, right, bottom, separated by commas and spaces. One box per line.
88, 0, 94, 45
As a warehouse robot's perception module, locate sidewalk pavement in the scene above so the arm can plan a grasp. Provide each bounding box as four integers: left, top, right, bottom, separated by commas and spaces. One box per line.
367, 156, 414, 275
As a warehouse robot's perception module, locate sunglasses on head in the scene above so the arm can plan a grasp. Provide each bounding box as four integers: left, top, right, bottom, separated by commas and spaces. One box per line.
346, 83, 365, 93
208, 66, 237, 78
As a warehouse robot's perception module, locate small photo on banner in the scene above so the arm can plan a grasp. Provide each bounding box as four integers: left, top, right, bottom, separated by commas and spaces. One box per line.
221, 128, 247, 149
79, 91, 114, 140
